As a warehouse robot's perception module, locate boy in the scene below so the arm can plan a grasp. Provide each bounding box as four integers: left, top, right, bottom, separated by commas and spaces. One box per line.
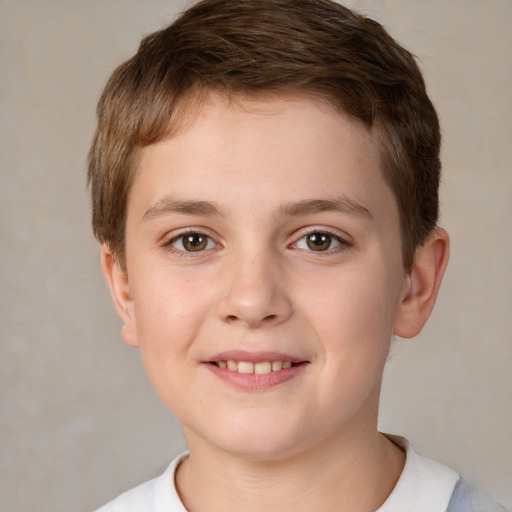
88, 1, 505, 510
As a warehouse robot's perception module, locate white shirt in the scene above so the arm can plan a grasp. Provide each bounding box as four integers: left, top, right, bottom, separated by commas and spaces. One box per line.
95, 438, 460, 512
376, 436, 459, 512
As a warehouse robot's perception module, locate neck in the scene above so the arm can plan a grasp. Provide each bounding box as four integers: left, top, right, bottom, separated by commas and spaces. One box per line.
176, 426, 405, 512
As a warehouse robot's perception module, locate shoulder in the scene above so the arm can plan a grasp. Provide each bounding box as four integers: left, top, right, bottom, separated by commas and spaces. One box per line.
93, 453, 188, 512
379, 435, 507, 512
446, 478, 508, 512
377, 435, 460, 512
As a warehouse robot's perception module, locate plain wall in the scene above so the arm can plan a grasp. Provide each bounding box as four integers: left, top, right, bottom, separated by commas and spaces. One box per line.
1, 1, 510, 510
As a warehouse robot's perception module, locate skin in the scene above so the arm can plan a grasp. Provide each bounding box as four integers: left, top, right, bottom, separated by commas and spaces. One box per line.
102, 94, 449, 511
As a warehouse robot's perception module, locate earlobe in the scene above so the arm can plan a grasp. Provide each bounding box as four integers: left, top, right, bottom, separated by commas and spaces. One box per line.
100, 245, 139, 347
394, 228, 450, 339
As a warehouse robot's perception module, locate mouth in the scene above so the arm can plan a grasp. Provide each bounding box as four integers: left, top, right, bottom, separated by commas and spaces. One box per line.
205, 352, 308, 390
211, 360, 297, 375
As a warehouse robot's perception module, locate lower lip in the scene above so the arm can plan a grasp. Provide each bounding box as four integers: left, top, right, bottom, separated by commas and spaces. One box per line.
204, 363, 308, 391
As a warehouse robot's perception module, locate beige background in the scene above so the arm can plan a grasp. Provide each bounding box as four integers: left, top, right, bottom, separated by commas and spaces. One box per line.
1, 0, 511, 510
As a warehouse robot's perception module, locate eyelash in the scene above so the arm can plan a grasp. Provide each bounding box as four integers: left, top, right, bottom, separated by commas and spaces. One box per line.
163, 229, 219, 257
291, 229, 352, 254
162, 228, 351, 256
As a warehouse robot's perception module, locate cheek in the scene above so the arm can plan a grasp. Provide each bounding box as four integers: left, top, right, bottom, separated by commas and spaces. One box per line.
309, 266, 400, 340
132, 276, 213, 416
131, 270, 213, 367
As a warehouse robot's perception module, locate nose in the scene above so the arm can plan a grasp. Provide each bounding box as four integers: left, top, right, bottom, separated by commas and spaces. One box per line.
215, 249, 293, 329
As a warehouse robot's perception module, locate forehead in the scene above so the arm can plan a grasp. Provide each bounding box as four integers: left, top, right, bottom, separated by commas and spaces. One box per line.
130, 93, 390, 216
148, 89, 379, 157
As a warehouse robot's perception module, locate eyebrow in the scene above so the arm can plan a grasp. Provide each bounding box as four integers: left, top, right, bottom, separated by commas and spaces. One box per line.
142, 198, 225, 221
142, 196, 371, 222
280, 197, 371, 219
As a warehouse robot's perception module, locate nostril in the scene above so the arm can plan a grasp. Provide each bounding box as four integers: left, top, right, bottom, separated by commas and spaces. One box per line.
217, 290, 293, 327
223, 313, 278, 325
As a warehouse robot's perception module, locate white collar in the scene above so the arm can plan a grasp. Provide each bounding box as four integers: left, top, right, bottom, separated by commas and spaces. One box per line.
376, 435, 459, 512
99, 437, 459, 512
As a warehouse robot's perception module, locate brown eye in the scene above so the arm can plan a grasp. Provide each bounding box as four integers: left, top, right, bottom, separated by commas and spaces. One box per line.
306, 232, 333, 251
169, 232, 215, 252
182, 233, 208, 251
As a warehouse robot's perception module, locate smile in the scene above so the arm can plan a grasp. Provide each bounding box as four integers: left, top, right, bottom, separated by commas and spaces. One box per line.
213, 360, 294, 374
206, 355, 308, 390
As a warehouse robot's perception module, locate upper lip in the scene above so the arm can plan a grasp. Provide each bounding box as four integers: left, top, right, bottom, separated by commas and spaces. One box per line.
206, 350, 306, 364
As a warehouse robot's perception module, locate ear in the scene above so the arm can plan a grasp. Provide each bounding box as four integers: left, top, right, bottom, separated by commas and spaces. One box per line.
101, 244, 139, 347
394, 228, 450, 338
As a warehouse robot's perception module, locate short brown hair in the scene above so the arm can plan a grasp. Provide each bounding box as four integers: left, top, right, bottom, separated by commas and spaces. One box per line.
88, 0, 441, 271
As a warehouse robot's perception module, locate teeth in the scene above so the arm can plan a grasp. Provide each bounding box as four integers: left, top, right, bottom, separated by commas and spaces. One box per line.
254, 361, 272, 375
271, 361, 283, 371
215, 360, 295, 374
238, 361, 254, 374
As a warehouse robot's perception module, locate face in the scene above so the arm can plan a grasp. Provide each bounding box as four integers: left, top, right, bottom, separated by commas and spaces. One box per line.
108, 95, 413, 460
